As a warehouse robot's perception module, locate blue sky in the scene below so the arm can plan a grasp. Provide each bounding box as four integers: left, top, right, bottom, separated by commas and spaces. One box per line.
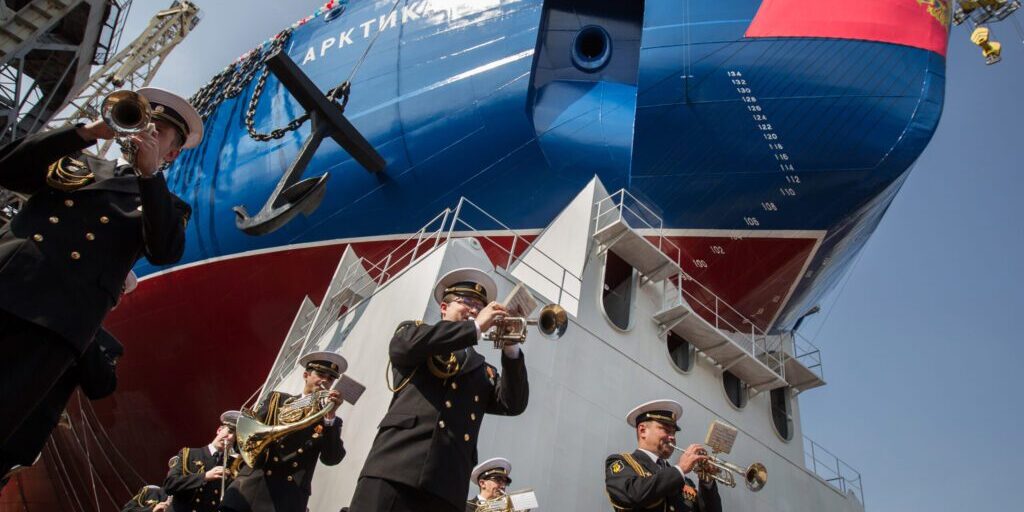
122, 1, 1023, 510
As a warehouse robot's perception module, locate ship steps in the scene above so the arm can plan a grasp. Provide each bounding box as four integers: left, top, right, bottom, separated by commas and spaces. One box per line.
593, 189, 681, 284
0, 0, 78, 62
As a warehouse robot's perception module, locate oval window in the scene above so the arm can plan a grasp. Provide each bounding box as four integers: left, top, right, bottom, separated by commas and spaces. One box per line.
601, 251, 636, 330
770, 387, 793, 441
722, 370, 747, 409
667, 331, 694, 372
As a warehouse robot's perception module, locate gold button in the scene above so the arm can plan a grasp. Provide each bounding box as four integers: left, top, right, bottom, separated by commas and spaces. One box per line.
297, 448, 303, 454
85, 232, 95, 241
100, 216, 109, 223
445, 401, 452, 408
292, 462, 298, 468
194, 497, 200, 502
470, 413, 476, 421
464, 434, 470, 441
32, 234, 43, 242
287, 475, 293, 482
451, 382, 458, 390
48, 216, 59, 224
273, 457, 279, 462
213, 489, 218, 494
64, 199, 74, 207
136, 205, 143, 212
211, 501, 216, 505
266, 470, 272, 476
70, 251, 80, 260
438, 420, 446, 428
474, 395, 479, 402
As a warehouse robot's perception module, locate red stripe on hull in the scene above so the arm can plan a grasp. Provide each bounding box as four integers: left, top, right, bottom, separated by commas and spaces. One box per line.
746, 0, 950, 57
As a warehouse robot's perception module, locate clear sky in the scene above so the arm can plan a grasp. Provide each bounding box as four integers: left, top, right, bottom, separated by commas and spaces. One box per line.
121, 1, 1023, 510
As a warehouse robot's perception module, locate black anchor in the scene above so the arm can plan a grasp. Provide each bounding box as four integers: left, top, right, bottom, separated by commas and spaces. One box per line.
233, 49, 385, 236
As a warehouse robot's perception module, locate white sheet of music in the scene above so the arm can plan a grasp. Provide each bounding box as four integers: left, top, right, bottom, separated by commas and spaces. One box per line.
510, 490, 539, 511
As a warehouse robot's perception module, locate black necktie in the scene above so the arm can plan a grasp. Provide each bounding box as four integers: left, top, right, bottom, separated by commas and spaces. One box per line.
212, 451, 223, 462
657, 458, 670, 469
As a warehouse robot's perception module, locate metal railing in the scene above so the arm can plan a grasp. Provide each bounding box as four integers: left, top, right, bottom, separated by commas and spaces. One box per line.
804, 436, 864, 504
791, 331, 824, 382
662, 272, 787, 378
594, 188, 680, 260
294, 197, 583, 353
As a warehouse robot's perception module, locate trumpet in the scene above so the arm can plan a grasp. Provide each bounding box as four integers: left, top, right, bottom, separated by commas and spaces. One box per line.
482, 304, 568, 348
670, 444, 767, 492
100, 89, 153, 165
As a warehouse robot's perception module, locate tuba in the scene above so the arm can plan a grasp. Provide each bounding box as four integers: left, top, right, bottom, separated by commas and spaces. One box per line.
484, 303, 568, 348
235, 384, 336, 467
100, 90, 153, 165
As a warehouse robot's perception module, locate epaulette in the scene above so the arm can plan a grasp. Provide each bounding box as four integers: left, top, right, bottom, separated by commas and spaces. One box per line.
180, 448, 192, 476
394, 320, 423, 335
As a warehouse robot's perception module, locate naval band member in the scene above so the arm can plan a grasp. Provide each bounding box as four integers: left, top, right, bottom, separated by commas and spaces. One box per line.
605, 400, 722, 512
349, 268, 530, 512
0, 87, 202, 445
0, 328, 123, 487
121, 485, 171, 512
163, 410, 240, 512
221, 351, 346, 512
466, 457, 513, 512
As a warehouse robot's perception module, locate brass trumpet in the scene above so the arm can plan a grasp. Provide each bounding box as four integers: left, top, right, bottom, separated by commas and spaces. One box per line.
670, 444, 767, 492
100, 90, 153, 165
483, 304, 568, 348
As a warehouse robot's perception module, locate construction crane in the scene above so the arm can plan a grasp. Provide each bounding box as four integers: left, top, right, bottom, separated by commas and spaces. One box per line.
0, 0, 129, 144
953, 0, 1023, 64
47, 0, 201, 156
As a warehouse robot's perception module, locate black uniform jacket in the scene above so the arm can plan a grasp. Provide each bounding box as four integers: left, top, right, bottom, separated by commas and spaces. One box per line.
120, 485, 168, 512
221, 391, 345, 512
163, 445, 233, 512
605, 450, 722, 512
0, 328, 122, 465
358, 320, 529, 511
0, 125, 190, 353
466, 497, 483, 512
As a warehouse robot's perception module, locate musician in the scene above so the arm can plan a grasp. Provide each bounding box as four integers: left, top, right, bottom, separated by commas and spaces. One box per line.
163, 410, 241, 512
349, 268, 529, 512
605, 400, 722, 512
221, 351, 346, 512
121, 485, 171, 512
0, 327, 124, 486
465, 458, 512, 512
0, 87, 201, 445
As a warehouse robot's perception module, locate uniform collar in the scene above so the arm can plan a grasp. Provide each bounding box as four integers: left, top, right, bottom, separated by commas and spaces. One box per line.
637, 448, 660, 464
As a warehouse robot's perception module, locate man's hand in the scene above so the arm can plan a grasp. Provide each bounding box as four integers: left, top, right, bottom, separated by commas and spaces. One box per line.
77, 120, 115, 142
676, 444, 709, 474
324, 389, 341, 420
474, 302, 508, 332
203, 466, 226, 481
131, 126, 161, 176
153, 501, 170, 512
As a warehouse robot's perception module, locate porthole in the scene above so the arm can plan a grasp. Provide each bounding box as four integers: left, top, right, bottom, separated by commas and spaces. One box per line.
601, 251, 635, 330
722, 370, 747, 409
571, 25, 612, 72
667, 331, 694, 373
770, 387, 793, 441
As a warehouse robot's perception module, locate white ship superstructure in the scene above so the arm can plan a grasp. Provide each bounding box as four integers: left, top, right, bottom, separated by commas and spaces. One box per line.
253, 178, 865, 512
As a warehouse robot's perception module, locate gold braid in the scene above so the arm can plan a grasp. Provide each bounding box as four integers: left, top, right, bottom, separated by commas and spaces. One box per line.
46, 157, 94, 191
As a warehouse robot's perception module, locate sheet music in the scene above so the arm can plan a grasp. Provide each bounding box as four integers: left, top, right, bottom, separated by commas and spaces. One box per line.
704, 420, 738, 454
509, 489, 539, 511
502, 282, 538, 318
334, 374, 366, 405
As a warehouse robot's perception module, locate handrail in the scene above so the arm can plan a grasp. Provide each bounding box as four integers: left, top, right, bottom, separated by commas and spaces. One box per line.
791, 331, 824, 379
804, 435, 864, 504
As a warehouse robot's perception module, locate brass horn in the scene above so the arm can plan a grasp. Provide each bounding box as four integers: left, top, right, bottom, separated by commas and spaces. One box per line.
235, 385, 336, 467
670, 444, 767, 492
484, 303, 568, 348
100, 90, 153, 166
101, 90, 152, 135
